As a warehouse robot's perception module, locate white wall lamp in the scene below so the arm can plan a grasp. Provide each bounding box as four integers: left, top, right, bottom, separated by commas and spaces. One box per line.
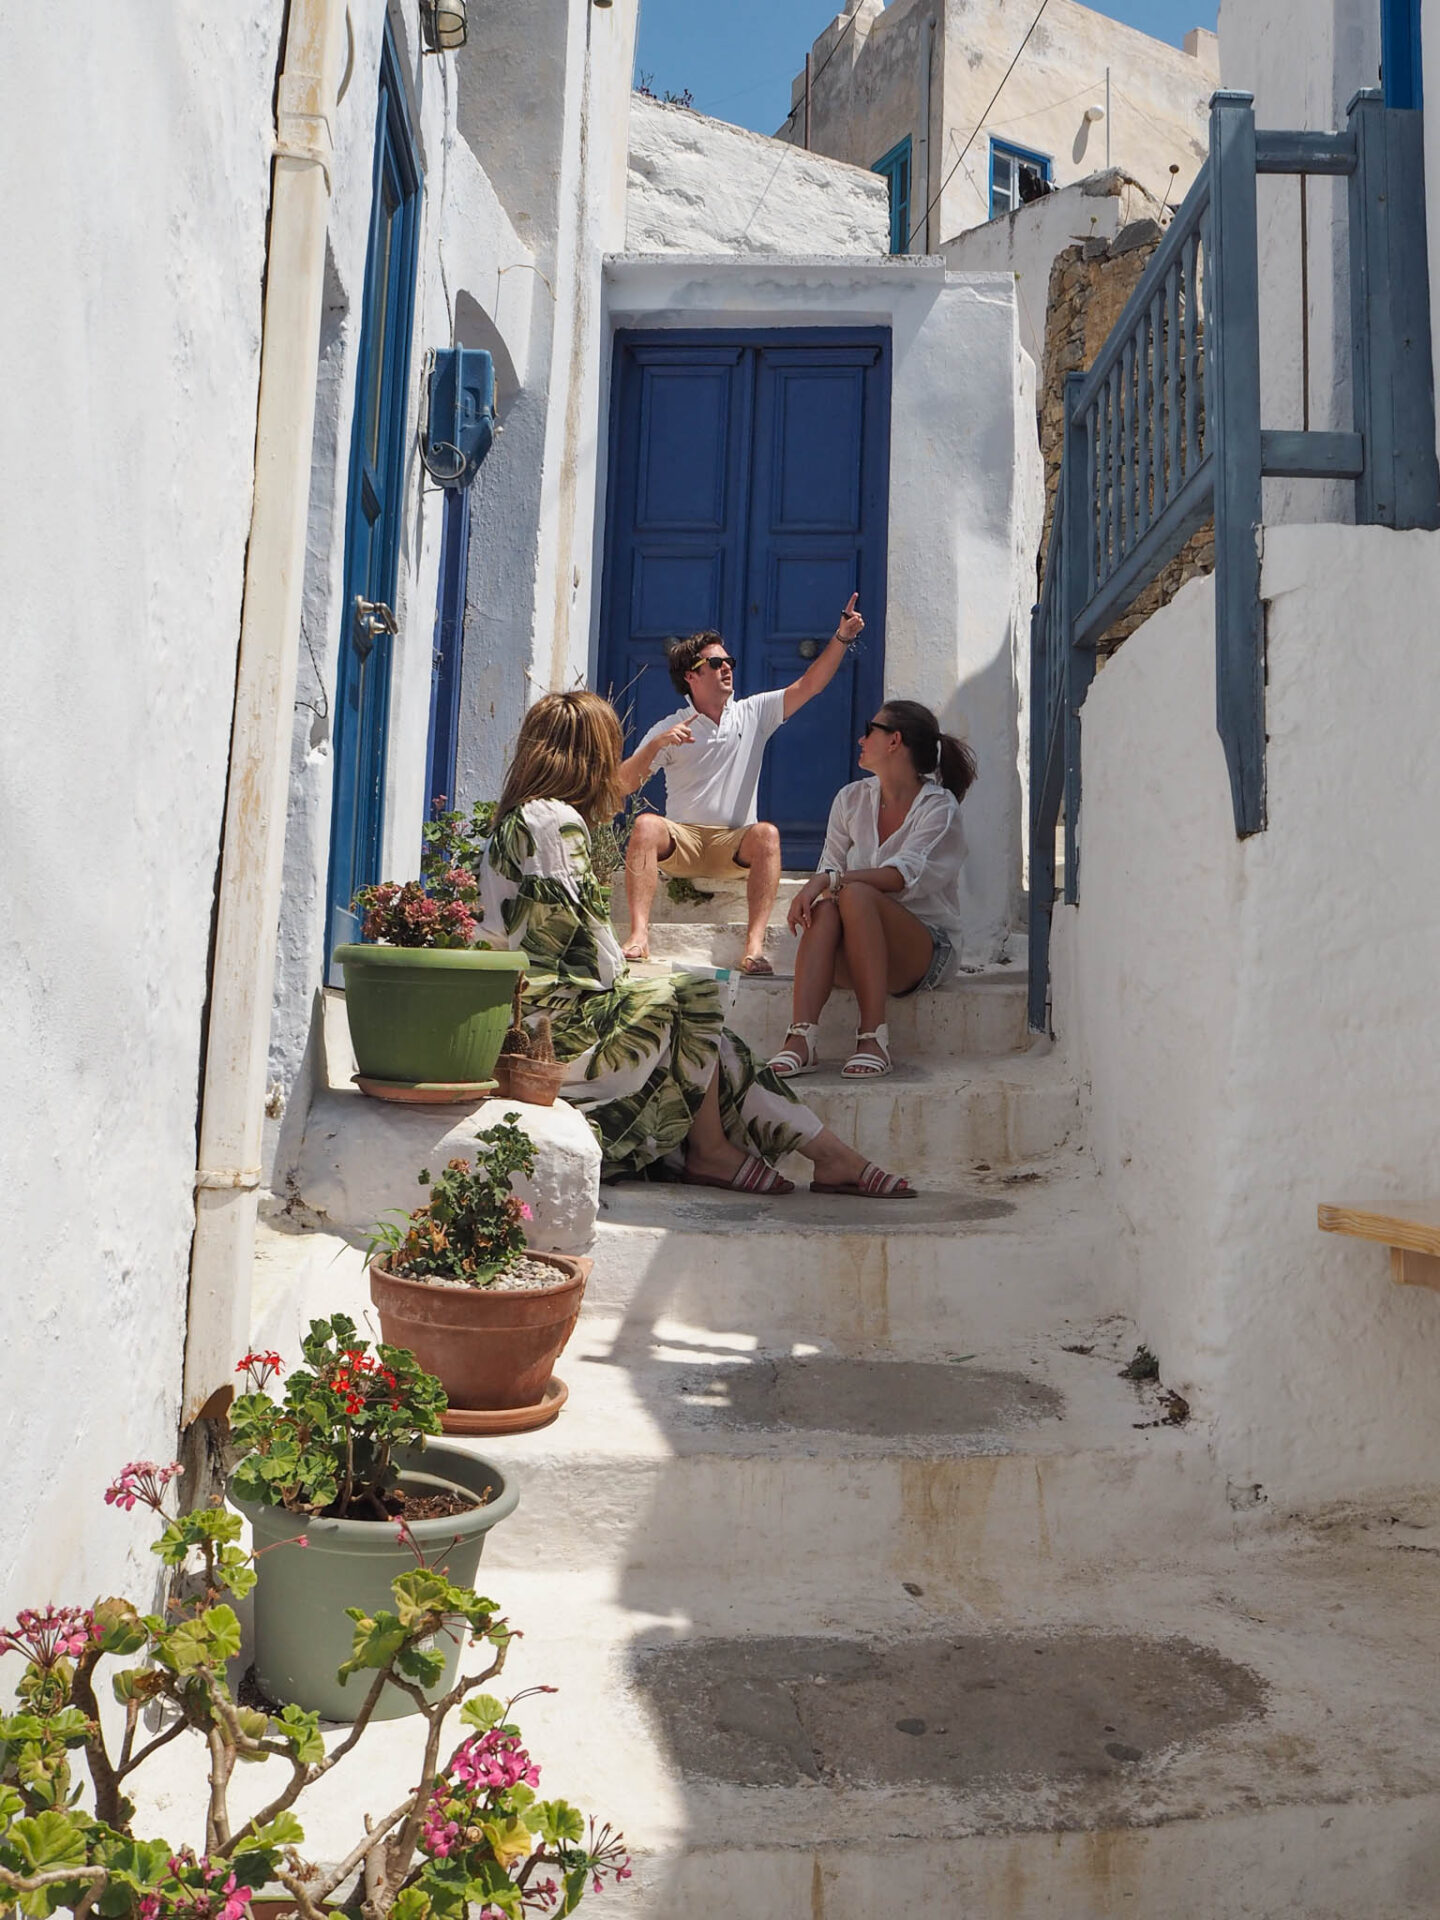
420, 0, 467, 52
592, 0, 614, 9
1083, 103, 1106, 123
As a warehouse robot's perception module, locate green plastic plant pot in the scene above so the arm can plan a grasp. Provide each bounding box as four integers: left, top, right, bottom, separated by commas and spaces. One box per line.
231, 1442, 519, 1723
333, 945, 528, 1087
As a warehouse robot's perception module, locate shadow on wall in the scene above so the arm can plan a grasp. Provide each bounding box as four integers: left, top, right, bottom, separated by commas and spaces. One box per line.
454, 289, 522, 417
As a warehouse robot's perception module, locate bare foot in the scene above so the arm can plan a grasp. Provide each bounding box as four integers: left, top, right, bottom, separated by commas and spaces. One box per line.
621, 935, 650, 961
684, 1140, 749, 1184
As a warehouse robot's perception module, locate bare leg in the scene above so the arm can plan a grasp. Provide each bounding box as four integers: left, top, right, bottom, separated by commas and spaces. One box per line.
735, 821, 782, 965
798, 1123, 908, 1191
682, 1067, 748, 1183
622, 814, 674, 961
835, 884, 934, 1067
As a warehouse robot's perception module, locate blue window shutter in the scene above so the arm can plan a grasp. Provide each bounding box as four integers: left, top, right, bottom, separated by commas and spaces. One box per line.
873, 136, 913, 253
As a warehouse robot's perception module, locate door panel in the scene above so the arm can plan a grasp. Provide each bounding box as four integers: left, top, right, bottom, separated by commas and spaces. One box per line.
600, 330, 890, 865
325, 26, 421, 968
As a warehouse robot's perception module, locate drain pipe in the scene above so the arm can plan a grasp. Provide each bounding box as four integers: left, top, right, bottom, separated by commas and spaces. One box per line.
182, 0, 350, 1425
917, 14, 935, 252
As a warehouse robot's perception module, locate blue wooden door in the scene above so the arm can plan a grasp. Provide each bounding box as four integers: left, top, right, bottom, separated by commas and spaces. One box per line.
326, 26, 421, 967
600, 330, 890, 866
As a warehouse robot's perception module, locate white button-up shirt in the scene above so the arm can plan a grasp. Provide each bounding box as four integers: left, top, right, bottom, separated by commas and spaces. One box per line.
819, 777, 968, 935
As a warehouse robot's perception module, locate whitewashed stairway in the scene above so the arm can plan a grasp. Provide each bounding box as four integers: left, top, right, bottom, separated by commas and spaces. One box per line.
196, 879, 1440, 1919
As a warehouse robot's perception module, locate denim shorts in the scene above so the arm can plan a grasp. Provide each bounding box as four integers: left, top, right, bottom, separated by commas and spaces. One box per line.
898, 923, 954, 996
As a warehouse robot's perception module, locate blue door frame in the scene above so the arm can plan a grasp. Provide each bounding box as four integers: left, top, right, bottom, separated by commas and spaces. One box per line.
598, 328, 891, 868
325, 23, 422, 970
1382, 0, 1423, 108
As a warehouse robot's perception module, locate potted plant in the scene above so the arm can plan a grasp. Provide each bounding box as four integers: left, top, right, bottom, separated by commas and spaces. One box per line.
369, 1115, 590, 1436
227, 1320, 518, 1721
335, 819, 526, 1101
0, 1462, 629, 1919
495, 984, 568, 1108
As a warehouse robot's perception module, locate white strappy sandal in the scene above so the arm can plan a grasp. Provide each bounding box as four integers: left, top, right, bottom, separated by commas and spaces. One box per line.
768, 1022, 820, 1077
841, 1023, 893, 1078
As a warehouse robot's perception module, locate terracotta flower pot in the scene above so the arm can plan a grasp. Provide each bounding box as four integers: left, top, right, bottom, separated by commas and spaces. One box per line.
494, 1054, 569, 1107
370, 1251, 590, 1413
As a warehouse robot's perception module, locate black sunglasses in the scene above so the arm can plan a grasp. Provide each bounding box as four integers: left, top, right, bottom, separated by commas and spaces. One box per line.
693, 655, 736, 672
862, 718, 895, 736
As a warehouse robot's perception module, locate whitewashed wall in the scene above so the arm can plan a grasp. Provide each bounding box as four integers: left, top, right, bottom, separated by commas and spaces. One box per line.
601, 259, 1031, 953
1053, 526, 1440, 1507
942, 169, 1156, 369
790, 0, 1214, 252
1217, 0, 1380, 526
0, 3, 282, 1620
266, 5, 543, 1179
628, 96, 889, 257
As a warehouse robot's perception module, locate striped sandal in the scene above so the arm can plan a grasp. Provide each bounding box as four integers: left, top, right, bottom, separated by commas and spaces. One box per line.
768, 1022, 820, 1078
677, 1153, 795, 1196
841, 1024, 892, 1078
811, 1160, 915, 1199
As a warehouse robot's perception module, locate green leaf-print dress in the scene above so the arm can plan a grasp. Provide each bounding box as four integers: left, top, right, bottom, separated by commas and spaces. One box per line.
474, 800, 820, 1179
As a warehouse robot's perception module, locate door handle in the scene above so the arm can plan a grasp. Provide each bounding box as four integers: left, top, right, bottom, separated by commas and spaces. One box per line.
797, 639, 820, 660
355, 596, 399, 651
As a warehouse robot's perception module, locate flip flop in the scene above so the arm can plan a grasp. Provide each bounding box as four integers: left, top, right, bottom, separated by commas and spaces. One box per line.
811, 1161, 915, 1199
621, 948, 651, 964
675, 1153, 794, 1195
739, 954, 775, 976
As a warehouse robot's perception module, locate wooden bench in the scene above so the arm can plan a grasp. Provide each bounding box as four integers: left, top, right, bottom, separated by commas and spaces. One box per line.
1317, 1204, 1440, 1291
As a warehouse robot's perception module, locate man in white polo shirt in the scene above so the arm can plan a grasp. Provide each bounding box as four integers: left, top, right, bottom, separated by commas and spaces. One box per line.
616, 596, 865, 972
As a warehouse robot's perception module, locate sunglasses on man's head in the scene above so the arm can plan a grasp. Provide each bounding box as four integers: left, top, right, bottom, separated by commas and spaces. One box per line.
694, 655, 736, 672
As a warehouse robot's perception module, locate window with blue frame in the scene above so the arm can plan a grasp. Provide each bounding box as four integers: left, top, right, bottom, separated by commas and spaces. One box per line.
989, 138, 1052, 218
873, 136, 913, 254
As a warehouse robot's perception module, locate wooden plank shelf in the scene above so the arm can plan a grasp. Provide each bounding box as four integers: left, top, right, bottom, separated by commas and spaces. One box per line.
1317, 1203, 1440, 1291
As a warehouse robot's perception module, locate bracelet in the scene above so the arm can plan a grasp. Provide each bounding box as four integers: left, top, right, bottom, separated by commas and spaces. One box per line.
825, 868, 842, 898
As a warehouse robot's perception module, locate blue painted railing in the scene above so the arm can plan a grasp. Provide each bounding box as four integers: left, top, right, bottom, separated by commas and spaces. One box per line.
1028, 88, 1440, 1032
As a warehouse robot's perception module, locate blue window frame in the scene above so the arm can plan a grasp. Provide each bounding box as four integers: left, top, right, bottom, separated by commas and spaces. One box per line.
989, 138, 1052, 218
1381, 0, 1423, 108
873, 136, 912, 254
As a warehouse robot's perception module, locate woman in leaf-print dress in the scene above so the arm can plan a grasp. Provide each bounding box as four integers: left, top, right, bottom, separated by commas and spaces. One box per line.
472, 692, 913, 1198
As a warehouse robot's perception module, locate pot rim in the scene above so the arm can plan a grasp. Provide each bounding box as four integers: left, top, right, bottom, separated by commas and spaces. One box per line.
370, 1249, 591, 1301
333, 944, 529, 973
229, 1440, 519, 1543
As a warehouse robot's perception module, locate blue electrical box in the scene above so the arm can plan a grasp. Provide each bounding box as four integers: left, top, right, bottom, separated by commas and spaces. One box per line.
422, 347, 496, 488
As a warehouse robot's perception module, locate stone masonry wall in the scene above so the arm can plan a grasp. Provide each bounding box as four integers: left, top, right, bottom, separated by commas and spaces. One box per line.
1039, 219, 1214, 655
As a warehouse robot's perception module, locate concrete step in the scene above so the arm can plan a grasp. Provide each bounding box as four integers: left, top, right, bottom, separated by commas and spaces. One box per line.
608, 874, 809, 931
590, 1159, 1108, 1349
631, 918, 803, 971
723, 969, 1030, 1062
141, 1523, 1440, 1917
770, 1052, 1076, 1173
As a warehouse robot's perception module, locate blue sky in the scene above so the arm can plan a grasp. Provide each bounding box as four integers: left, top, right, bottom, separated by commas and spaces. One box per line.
634, 1, 1220, 137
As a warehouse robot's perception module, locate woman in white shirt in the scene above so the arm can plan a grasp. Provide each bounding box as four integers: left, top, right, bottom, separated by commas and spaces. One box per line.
769, 700, 975, 1080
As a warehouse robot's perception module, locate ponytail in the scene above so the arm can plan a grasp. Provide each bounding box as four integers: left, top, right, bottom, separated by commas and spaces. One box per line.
876, 699, 977, 802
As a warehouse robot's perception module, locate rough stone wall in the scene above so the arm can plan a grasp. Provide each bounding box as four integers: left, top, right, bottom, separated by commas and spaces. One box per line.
1039, 220, 1214, 655
626, 96, 889, 256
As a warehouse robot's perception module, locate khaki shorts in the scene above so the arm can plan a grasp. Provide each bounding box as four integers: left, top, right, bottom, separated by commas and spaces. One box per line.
656, 820, 752, 880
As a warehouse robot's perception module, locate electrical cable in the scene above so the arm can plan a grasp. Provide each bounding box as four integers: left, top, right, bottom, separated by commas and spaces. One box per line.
917, 0, 1054, 232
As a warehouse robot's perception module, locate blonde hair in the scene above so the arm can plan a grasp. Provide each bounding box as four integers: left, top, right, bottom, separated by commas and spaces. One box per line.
498, 690, 625, 825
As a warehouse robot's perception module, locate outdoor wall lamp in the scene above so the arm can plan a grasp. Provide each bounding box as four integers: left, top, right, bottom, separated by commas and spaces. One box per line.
1084, 103, 1106, 122
419, 0, 467, 52
592, 0, 614, 10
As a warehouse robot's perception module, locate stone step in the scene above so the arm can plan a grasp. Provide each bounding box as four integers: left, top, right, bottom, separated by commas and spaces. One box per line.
153, 1524, 1440, 1917
771, 1053, 1076, 1172
591, 1159, 1107, 1349
723, 970, 1030, 1061
632, 918, 802, 971
608, 874, 809, 930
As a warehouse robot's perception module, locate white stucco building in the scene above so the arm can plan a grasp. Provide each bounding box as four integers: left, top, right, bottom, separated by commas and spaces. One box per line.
2, 4, 1037, 1619
782, 0, 1217, 253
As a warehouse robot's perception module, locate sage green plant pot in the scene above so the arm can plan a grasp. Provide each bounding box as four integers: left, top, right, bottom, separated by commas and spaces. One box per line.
333, 945, 528, 1089
232, 1442, 519, 1723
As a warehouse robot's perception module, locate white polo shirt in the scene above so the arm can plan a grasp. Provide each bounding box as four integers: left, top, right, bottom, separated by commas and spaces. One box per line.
639, 689, 787, 828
